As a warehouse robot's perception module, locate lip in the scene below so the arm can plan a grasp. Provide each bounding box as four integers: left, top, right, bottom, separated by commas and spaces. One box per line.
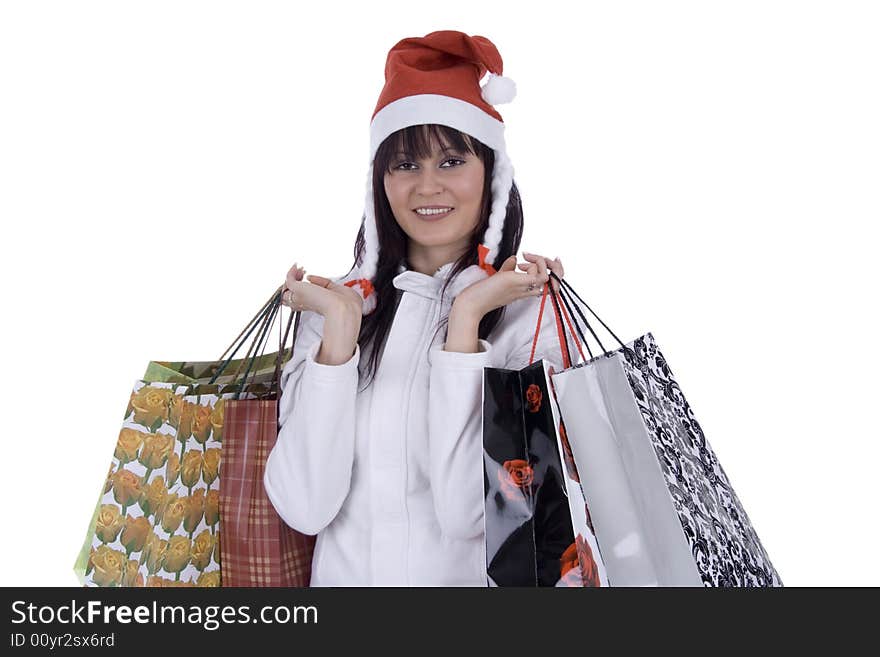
413, 206, 454, 220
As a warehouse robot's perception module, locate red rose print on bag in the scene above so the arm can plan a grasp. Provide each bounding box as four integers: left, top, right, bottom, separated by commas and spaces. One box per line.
525, 384, 542, 413
559, 419, 580, 483
498, 459, 534, 501
584, 502, 595, 534
576, 534, 601, 587
557, 541, 585, 586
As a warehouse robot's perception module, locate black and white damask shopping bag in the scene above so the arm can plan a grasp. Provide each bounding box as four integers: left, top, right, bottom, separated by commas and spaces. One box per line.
547, 273, 783, 587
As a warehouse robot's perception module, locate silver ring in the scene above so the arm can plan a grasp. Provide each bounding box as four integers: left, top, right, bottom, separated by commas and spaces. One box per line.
527, 283, 536, 292
285, 289, 294, 306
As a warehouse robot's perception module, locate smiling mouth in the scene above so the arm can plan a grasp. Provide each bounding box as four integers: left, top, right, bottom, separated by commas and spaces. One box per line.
413, 207, 454, 220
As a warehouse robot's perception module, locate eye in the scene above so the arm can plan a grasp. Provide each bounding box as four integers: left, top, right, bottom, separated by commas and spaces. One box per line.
392, 157, 465, 171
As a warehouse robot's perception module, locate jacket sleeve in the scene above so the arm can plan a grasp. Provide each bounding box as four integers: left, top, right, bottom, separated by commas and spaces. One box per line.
425, 296, 580, 541
263, 310, 360, 536
426, 338, 494, 541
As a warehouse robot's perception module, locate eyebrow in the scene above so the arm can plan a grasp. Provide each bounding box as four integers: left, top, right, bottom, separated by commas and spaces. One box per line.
394, 146, 465, 157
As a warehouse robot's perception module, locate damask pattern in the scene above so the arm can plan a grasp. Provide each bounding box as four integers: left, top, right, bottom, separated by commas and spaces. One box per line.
617, 332, 783, 587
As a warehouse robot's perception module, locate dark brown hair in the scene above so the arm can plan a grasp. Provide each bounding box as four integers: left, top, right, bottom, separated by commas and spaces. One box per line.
349, 123, 524, 391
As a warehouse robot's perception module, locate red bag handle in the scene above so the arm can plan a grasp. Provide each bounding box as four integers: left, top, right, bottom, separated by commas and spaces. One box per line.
527, 280, 586, 368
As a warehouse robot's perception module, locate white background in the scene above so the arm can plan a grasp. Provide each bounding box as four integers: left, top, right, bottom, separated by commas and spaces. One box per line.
1, 1, 877, 587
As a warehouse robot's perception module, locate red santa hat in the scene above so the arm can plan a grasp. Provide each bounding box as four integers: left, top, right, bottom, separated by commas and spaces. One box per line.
343, 30, 517, 315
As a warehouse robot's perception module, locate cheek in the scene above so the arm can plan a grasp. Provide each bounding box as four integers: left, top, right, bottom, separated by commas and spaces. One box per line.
383, 175, 406, 207
457, 169, 485, 206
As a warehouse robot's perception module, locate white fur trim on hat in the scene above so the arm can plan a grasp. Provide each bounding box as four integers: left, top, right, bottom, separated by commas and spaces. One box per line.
481, 147, 515, 266
360, 160, 379, 283
370, 95, 506, 158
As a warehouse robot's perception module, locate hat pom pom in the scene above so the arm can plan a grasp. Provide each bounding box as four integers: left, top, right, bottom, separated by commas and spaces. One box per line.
481, 73, 516, 106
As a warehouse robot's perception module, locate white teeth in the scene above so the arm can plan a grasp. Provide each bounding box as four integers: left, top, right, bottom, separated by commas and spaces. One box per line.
415, 207, 452, 216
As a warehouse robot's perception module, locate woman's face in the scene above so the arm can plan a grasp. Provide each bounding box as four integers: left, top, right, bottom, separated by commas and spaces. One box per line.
383, 137, 485, 258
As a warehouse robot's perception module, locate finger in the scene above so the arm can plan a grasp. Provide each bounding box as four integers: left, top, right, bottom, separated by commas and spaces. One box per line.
286, 264, 305, 288
499, 255, 517, 272
306, 274, 333, 288
544, 257, 560, 291
525, 279, 545, 299
545, 256, 564, 292
534, 255, 549, 283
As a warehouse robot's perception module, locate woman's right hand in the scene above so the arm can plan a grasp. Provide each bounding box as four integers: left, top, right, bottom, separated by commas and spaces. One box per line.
282, 263, 363, 366
282, 263, 364, 319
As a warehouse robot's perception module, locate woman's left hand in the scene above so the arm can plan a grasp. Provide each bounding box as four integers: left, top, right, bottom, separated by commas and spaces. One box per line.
453, 252, 565, 320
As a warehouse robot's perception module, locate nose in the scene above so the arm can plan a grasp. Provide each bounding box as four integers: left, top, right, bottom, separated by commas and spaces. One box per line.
414, 167, 445, 196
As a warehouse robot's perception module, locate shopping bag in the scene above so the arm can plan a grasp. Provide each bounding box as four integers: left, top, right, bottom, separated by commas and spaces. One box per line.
547, 273, 783, 587
482, 284, 609, 587
219, 395, 316, 586
74, 288, 315, 586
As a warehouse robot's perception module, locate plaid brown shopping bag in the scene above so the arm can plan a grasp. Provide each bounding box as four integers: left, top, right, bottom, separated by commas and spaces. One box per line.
219, 397, 315, 586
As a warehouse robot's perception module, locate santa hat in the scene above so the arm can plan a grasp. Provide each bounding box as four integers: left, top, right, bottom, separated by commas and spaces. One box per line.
343, 30, 517, 315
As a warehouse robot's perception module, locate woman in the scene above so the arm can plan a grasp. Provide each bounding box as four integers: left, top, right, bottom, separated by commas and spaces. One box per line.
264, 30, 575, 586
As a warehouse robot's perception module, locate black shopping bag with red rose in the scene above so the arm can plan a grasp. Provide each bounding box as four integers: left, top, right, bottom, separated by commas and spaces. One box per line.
481, 284, 609, 587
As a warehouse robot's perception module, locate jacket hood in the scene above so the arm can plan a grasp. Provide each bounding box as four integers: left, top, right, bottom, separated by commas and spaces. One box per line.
335, 260, 490, 312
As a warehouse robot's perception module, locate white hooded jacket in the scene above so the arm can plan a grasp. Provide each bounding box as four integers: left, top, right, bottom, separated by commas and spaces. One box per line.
263, 260, 577, 586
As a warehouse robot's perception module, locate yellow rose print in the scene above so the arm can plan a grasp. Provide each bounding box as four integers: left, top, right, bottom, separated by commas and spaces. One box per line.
94, 504, 125, 543
104, 464, 114, 494
120, 515, 151, 554
146, 575, 171, 587
168, 394, 185, 427
125, 389, 136, 420
205, 489, 220, 527
160, 493, 186, 534
191, 404, 213, 445
202, 448, 221, 485
180, 450, 203, 489
111, 469, 142, 509
183, 488, 206, 535
114, 428, 146, 464
163, 536, 192, 575
166, 453, 180, 487
130, 386, 171, 430
142, 532, 167, 575
213, 529, 221, 565
122, 559, 143, 587
191, 529, 214, 571
138, 432, 175, 472
210, 398, 224, 443
177, 400, 195, 442
91, 545, 125, 587
197, 570, 221, 587
138, 476, 168, 520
